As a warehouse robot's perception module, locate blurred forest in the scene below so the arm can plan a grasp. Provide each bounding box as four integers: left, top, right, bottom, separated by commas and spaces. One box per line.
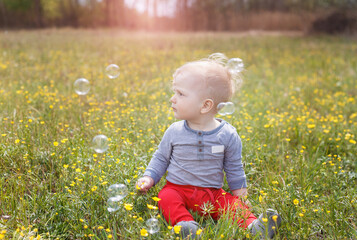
0, 0, 356, 32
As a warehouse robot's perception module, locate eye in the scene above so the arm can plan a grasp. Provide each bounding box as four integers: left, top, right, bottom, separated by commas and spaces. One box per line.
178, 91, 184, 96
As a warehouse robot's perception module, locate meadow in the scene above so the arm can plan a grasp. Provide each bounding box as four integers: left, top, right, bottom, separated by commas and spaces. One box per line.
0, 29, 356, 239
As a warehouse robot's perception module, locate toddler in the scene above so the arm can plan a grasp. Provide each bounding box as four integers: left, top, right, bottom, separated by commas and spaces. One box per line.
136, 59, 281, 239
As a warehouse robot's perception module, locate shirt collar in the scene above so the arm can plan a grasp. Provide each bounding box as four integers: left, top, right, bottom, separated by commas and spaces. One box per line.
184, 118, 226, 135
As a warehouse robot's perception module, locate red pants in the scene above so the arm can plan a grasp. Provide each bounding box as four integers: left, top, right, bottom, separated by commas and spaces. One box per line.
158, 181, 256, 228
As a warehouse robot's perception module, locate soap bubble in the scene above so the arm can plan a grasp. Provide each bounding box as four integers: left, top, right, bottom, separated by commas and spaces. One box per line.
107, 184, 128, 201
208, 53, 228, 64
92, 134, 109, 153
227, 58, 244, 74
106, 64, 120, 79
74, 78, 90, 95
146, 218, 160, 234
217, 102, 235, 116
107, 197, 121, 212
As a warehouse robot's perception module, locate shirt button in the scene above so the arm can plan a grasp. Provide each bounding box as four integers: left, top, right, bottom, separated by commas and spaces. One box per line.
198, 132, 202, 136
199, 149, 202, 152
198, 141, 202, 144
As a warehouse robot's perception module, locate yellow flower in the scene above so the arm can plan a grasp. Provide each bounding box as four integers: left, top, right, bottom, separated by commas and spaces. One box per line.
53, 141, 59, 146
173, 225, 181, 234
63, 164, 69, 168
293, 199, 299, 205
108, 234, 113, 239
140, 228, 148, 237
196, 229, 203, 235
98, 226, 104, 230
259, 195, 263, 203
91, 186, 97, 192
15, 139, 20, 143
152, 197, 161, 202
75, 168, 81, 173
349, 139, 356, 144
262, 218, 268, 223
167, 226, 173, 230
0, 234, 4, 240
307, 124, 315, 129
272, 215, 278, 222
124, 203, 133, 211
147, 204, 158, 210
299, 213, 304, 217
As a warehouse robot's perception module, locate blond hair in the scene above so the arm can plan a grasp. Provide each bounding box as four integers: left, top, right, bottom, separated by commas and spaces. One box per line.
173, 59, 242, 110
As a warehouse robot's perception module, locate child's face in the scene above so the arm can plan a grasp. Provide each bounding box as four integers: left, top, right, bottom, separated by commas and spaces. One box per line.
170, 72, 206, 121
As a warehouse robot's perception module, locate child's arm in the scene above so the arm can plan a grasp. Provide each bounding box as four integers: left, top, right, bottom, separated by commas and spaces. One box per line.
136, 124, 174, 193
223, 131, 247, 192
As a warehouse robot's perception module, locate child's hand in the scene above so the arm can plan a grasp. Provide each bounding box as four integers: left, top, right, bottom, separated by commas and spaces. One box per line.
136, 176, 154, 193
232, 188, 252, 208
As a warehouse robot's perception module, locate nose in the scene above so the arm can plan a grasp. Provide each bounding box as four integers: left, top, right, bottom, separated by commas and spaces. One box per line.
170, 95, 176, 103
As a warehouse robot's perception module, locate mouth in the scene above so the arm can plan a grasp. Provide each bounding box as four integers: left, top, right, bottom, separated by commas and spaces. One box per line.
171, 106, 177, 112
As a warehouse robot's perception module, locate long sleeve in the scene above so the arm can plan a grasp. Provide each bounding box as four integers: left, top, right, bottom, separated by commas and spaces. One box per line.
223, 132, 247, 190
143, 126, 173, 185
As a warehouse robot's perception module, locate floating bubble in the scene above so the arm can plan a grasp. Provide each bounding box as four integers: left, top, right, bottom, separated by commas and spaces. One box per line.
107, 197, 121, 213
146, 218, 160, 234
107, 184, 128, 201
106, 64, 120, 79
208, 53, 228, 64
92, 134, 109, 153
227, 58, 244, 74
217, 102, 235, 116
74, 78, 90, 95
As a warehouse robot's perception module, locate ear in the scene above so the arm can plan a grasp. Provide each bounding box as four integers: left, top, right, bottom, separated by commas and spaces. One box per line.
201, 99, 214, 114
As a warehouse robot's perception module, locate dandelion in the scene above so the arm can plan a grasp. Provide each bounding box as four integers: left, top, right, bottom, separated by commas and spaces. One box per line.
53, 141, 59, 146
147, 204, 158, 210
173, 225, 181, 234
299, 213, 304, 217
124, 203, 133, 211
196, 229, 203, 235
349, 139, 356, 144
152, 197, 161, 202
140, 228, 148, 237
262, 218, 268, 223
293, 199, 299, 205
108, 234, 113, 239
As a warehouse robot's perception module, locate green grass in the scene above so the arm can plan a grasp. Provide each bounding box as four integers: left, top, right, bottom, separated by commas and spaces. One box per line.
0, 29, 356, 239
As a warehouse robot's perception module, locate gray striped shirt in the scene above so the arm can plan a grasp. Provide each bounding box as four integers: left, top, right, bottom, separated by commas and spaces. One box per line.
144, 119, 247, 190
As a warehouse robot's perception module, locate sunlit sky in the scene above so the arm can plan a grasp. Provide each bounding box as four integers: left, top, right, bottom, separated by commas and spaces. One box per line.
124, 0, 177, 17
